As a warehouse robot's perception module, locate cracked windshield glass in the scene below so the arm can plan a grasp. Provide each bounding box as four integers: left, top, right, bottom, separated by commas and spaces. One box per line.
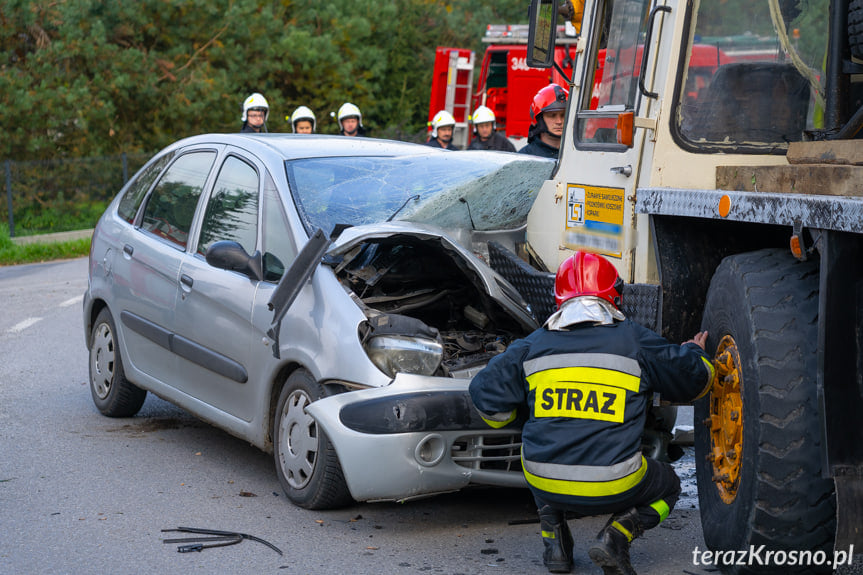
286, 152, 554, 236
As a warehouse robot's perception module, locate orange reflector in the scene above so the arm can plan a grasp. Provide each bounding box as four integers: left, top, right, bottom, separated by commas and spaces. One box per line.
790, 235, 804, 259
617, 112, 634, 147
718, 195, 731, 218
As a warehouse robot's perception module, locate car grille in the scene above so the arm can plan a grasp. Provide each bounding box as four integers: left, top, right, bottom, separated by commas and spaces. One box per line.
451, 432, 522, 472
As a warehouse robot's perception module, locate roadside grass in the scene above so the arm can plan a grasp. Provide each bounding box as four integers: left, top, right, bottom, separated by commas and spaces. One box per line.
0, 225, 91, 266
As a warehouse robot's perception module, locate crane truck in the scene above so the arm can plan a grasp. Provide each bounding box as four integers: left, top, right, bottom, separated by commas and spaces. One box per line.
490, 0, 863, 572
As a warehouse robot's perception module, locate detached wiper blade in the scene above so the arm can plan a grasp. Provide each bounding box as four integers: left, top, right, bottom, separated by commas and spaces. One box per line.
161, 526, 283, 556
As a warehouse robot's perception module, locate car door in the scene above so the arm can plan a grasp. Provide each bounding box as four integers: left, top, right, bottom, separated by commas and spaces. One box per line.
171, 152, 294, 422
112, 147, 218, 385
527, 0, 662, 277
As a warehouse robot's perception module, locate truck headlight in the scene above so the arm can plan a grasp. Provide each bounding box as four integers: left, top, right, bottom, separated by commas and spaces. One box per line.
364, 335, 443, 377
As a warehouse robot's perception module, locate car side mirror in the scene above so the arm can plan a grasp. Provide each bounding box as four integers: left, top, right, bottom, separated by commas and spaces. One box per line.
205, 240, 263, 281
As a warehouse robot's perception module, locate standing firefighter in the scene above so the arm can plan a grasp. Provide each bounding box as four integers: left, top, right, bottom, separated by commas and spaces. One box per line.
519, 84, 568, 159
468, 105, 516, 152
426, 110, 459, 150
240, 92, 269, 133
469, 252, 714, 575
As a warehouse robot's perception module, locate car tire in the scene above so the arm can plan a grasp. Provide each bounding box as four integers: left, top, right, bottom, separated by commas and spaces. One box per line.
273, 369, 353, 510
695, 249, 835, 574
89, 308, 147, 417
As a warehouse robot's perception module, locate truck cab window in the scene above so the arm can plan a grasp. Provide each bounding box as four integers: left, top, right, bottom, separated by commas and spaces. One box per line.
577, 0, 652, 145
676, 0, 827, 152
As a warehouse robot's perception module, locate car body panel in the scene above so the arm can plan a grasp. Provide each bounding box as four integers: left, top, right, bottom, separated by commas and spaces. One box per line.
83, 133, 554, 503
306, 373, 528, 502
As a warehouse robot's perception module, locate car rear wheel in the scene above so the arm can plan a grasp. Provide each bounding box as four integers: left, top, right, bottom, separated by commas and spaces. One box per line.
273, 369, 353, 510
695, 249, 835, 574
89, 308, 147, 417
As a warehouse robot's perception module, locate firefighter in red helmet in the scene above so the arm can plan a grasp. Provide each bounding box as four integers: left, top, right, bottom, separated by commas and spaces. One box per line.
469, 252, 713, 574
520, 84, 569, 159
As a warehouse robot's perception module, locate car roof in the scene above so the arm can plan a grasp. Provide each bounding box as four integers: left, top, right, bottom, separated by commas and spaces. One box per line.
167, 133, 442, 160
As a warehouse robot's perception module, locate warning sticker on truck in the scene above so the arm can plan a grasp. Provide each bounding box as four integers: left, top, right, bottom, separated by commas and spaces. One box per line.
564, 184, 624, 257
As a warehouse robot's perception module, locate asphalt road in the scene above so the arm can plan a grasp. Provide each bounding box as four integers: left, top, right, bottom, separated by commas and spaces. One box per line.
0, 256, 716, 575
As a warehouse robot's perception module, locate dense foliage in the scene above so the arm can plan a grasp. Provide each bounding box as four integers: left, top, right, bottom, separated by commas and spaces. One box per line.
0, 0, 529, 161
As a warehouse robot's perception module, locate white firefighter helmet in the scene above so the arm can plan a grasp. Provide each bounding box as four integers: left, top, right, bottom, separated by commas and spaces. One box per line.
470, 105, 496, 129
429, 110, 456, 138
337, 102, 363, 130
290, 106, 316, 133
242, 93, 269, 122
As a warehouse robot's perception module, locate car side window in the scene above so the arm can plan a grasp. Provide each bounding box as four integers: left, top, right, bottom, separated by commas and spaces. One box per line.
140, 151, 216, 248
198, 156, 259, 257
262, 172, 296, 282
117, 152, 176, 224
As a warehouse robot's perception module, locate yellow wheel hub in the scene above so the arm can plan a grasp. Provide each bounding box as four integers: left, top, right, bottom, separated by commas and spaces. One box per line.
707, 335, 743, 503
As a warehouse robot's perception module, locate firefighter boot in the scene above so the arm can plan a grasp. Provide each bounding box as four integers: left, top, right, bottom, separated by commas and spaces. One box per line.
538, 505, 574, 573
587, 507, 643, 575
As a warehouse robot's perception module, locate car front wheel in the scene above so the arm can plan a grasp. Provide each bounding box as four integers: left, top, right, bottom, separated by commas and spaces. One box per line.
273, 369, 353, 510
89, 308, 147, 417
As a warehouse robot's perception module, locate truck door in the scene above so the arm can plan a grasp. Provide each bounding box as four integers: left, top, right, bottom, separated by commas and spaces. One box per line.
527, 0, 668, 278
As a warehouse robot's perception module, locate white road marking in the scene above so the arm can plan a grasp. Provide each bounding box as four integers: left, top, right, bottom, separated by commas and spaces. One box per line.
9, 317, 43, 333
59, 295, 82, 308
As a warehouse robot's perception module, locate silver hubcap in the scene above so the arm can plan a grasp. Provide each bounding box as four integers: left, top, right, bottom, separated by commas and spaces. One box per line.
90, 322, 115, 400
278, 390, 318, 489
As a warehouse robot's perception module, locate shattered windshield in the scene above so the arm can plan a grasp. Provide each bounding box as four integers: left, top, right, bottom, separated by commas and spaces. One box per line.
286, 152, 554, 236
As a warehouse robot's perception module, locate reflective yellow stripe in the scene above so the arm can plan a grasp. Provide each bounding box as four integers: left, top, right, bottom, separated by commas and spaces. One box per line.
523, 456, 647, 497
541, 530, 555, 539
693, 357, 716, 400
650, 498, 670, 522
533, 382, 625, 423
527, 367, 641, 393
480, 410, 516, 429
612, 521, 633, 542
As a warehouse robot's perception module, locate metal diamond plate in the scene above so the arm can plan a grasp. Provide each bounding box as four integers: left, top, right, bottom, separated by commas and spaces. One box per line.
636, 187, 863, 233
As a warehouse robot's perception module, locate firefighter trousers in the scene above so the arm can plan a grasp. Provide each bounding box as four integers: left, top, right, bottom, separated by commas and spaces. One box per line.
531, 457, 681, 530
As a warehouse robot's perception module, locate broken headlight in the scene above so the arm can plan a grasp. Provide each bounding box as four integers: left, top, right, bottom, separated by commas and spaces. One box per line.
364, 335, 443, 377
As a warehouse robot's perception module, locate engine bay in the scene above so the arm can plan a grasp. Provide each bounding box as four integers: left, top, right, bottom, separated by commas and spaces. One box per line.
330, 237, 531, 378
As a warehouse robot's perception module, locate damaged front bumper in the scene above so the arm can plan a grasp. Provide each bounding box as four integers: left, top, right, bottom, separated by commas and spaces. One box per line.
306, 373, 527, 503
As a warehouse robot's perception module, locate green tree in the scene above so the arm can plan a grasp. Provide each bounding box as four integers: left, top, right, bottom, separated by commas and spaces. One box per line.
1, 0, 528, 161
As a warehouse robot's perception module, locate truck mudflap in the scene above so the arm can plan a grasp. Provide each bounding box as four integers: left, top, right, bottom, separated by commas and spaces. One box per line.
487, 241, 661, 330
305, 373, 527, 503
636, 187, 863, 233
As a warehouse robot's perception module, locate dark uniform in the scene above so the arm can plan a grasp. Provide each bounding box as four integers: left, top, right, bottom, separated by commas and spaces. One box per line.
469, 313, 712, 572
519, 138, 559, 159
425, 137, 458, 150
468, 132, 516, 152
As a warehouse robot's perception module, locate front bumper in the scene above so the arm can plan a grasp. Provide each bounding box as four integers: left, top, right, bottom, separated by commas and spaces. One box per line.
306, 373, 526, 503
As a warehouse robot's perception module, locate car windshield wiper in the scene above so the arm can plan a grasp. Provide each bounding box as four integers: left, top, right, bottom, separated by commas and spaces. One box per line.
386, 194, 420, 222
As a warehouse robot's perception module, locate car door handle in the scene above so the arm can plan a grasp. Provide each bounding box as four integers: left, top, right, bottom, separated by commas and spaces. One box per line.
180, 274, 194, 289
123, 244, 134, 257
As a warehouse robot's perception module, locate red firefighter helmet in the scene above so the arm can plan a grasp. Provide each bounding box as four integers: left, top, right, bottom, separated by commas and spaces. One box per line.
530, 84, 569, 126
554, 251, 623, 309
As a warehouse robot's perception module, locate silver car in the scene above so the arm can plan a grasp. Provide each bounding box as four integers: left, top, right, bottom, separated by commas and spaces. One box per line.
83, 134, 554, 509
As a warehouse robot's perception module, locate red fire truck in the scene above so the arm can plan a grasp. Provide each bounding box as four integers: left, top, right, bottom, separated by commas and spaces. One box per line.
427, 25, 576, 150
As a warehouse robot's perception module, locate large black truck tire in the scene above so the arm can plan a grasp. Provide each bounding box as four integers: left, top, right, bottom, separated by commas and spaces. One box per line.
850, 0, 863, 60
694, 248, 835, 574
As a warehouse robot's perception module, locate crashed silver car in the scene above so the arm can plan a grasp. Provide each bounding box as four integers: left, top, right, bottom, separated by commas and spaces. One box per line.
83, 133, 554, 509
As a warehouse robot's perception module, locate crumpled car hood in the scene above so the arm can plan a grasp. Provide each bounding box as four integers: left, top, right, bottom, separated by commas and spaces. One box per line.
328, 221, 539, 333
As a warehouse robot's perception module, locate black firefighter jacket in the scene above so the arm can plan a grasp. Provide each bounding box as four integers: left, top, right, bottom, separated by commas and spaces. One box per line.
468, 319, 713, 502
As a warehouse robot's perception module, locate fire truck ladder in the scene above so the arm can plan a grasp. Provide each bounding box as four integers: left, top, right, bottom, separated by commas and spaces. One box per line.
445, 50, 475, 149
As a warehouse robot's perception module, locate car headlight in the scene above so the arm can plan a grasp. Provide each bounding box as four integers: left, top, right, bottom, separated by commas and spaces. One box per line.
364, 335, 443, 377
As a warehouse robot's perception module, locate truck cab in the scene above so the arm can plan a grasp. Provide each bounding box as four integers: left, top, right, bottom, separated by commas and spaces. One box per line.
520, 0, 863, 569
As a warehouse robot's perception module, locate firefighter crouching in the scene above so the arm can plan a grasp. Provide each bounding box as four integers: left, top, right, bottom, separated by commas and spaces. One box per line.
469, 252, 713, 574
